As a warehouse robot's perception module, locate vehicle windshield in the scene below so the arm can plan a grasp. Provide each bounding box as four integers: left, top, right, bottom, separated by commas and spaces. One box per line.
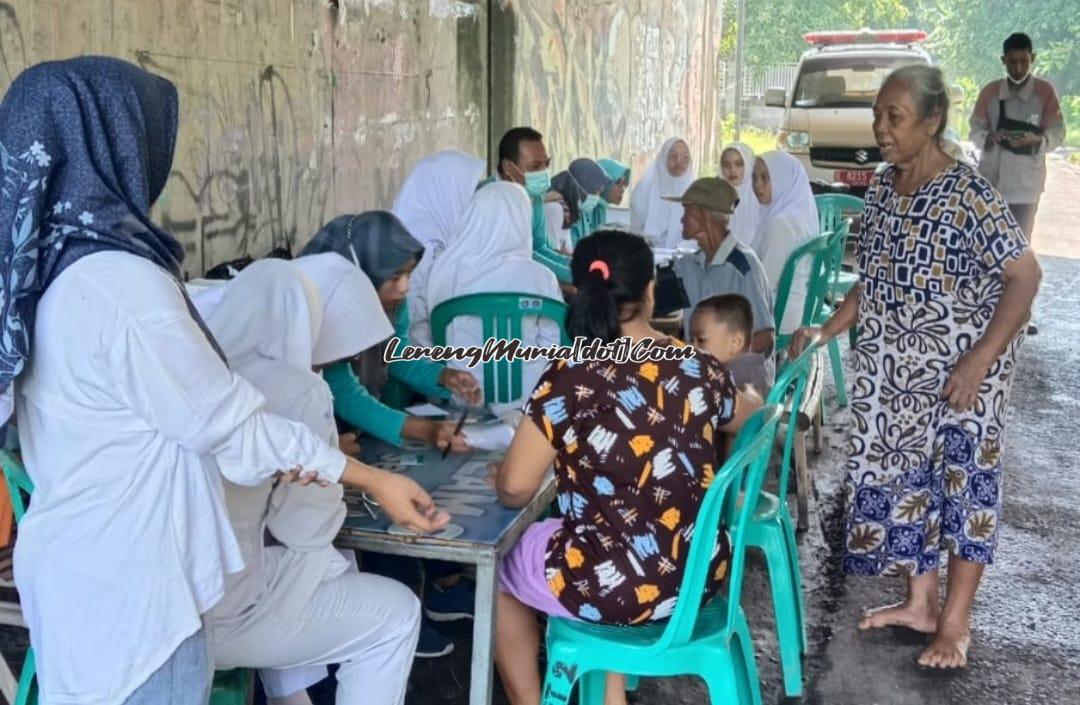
793, 54, 927, 108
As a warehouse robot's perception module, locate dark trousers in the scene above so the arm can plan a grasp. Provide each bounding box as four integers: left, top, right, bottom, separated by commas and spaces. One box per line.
1007, 201, 1040, 331
1007, 201, 1039, 239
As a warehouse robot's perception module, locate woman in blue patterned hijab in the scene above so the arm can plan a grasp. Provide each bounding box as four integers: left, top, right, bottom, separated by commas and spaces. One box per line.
0, 56, 202, 420
0, 57, 445, 704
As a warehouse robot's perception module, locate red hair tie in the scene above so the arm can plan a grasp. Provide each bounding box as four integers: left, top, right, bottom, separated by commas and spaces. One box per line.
588, 260, 610, 281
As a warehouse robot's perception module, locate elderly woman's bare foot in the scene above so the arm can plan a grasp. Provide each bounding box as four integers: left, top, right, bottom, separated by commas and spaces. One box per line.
918, 618, 971, 669
858, 601, 939, 633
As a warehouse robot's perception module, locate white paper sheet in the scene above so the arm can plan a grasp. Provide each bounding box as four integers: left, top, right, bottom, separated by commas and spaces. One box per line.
488, 401, 525, 429
404, 403, 450, 417
463, 421, 515, 452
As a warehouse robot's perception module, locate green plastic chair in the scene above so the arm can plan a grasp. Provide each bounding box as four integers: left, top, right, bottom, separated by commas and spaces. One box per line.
430, 292, 570, 405
815, 193, 864, 302
816, 193, 864, 349
0, 451, 253, 705
540, 405, 784, 705
773, 233, 833, 355
815, 193, 865, 409
745, 344, 820, 697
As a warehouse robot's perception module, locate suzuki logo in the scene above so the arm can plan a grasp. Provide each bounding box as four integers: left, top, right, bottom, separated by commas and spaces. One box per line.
854, 150, 870, 164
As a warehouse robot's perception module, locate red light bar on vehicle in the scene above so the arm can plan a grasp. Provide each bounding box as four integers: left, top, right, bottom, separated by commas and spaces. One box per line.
804, 29, 928, 45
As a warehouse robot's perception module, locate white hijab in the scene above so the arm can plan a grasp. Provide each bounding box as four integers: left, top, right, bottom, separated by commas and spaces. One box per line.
291, 253, 394, 366
426, 181, 560, 309
751, 153, 819, 335
393, 150, 487, 250
754, 151, 819, 249
394, 150, 487, 346
425, 181, 562, 402
630, 137, 697, 248
201, 260, 342, 632
203, 259, 321, 372
722, 143, 762, 246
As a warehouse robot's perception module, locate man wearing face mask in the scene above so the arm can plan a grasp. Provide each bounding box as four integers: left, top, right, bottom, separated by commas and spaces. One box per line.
970, 33, 1066, 241
490, 127, 573, 285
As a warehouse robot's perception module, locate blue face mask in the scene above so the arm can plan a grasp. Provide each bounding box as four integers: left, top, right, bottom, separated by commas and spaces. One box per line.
580, 193, 603, 212
524, 169, 552, 198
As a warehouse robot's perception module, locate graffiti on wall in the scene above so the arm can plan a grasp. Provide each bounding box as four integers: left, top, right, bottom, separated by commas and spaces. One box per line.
1, 0, 722, 273
500, 0, 722, 183
0, 0, 486, 275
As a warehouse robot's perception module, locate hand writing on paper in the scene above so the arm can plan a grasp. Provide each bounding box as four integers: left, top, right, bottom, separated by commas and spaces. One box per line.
432, 420, 471, 454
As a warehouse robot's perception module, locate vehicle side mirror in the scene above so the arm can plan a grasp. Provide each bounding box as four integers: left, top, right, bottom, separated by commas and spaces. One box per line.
765, 88, 787, 108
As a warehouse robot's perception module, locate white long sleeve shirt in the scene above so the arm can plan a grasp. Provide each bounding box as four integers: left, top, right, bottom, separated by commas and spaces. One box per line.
14, 252, 346, 705
970, 77, 1066, 204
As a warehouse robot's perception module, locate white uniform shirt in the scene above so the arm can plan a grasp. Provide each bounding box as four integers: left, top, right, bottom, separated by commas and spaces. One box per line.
14, 252, 346, 704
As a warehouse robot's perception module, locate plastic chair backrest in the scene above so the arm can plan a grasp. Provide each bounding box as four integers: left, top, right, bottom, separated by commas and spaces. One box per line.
815, 194, 864, 294
815, 194, 864, 234
773, 233, 832, 335
0, 450, 33, 524
647, 404, 783, 653
430, 293, 570, 404
765, 344, 818, 499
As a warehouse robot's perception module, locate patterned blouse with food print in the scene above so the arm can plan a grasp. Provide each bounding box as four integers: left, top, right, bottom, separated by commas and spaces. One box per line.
523, 341, 739, 625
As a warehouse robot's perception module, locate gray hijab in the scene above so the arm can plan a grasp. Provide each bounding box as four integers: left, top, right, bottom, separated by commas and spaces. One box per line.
300, 211, 424, 289
551, 158, 612, 224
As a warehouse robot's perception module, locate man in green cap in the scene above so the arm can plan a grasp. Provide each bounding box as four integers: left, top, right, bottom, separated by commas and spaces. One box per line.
664, 176, 776, 365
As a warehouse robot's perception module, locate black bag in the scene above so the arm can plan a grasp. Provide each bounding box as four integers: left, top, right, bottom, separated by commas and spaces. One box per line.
653, 263, 689, 317
203, 245, 294, 280
997, 99, 1044, 156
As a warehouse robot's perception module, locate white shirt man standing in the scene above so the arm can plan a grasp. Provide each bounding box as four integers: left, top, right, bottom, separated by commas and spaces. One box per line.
969, 32, 1066, 239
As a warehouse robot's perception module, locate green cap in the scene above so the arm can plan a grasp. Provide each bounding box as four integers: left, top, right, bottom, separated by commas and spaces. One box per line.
662, 177, 739, 215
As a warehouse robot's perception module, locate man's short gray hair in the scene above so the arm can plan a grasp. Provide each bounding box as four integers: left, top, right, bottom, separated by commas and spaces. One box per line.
707, 209, 731, 227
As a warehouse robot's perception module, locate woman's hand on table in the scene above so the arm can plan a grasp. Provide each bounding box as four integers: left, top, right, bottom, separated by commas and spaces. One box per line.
369, 468, 451, 534
439, 368, 483, 406
338, 432, 361, 457
942, 349, 992, 412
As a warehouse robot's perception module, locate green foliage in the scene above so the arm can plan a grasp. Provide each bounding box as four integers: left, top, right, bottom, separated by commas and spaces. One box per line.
919, 0, 1080, 96
725, 0, 1077, 147
734, 0, 914, 68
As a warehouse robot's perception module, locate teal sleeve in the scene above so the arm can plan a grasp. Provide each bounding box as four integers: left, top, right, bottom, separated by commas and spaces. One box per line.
386, 305, 449, 398
532, 199, 572, 283
322, 361, 407, 447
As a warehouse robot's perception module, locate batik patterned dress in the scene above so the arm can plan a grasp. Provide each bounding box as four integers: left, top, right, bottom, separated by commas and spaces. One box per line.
843, 162, 1028, 577
523, 343, 738, 625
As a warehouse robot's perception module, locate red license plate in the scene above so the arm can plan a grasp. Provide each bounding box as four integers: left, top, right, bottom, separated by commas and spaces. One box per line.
835, 169, 875, 187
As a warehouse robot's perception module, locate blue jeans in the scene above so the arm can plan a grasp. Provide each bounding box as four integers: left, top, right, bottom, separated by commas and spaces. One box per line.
123, 628, 210, 705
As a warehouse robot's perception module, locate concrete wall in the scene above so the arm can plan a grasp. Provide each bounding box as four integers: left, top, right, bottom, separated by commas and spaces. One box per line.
490, 0, 724, 181
0, 0, 722, 277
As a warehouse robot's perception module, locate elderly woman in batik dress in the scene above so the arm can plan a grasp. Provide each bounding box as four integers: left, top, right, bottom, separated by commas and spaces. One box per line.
790, 65, 1041, 669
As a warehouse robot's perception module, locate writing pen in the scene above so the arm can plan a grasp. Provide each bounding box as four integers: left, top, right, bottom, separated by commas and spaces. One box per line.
442, 408, 468, 459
